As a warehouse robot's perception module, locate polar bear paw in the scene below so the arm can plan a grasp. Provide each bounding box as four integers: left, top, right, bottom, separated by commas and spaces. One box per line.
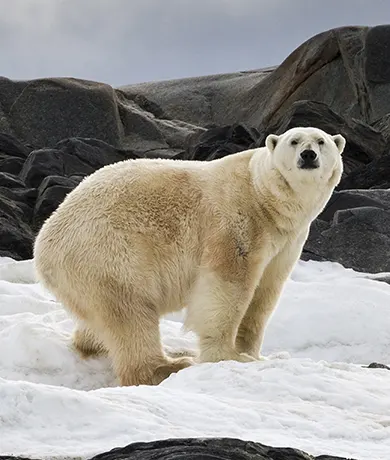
199, 346, 259, 364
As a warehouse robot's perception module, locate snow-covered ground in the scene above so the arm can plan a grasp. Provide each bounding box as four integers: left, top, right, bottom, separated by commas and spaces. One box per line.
0, 257, 389, 460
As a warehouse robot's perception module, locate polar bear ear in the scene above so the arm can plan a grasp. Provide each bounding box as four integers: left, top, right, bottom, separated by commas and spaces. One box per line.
266, 134, 279, 153
332, 134, 346, 154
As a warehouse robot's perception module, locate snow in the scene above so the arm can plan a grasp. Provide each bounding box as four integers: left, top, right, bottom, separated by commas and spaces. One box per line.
0, 257, 389, 460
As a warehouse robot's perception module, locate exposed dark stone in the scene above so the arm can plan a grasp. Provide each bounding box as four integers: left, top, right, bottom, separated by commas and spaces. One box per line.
88, 438, 355, 460
33, 175, 82, 231
0, 213, 34, 260
338, 154, 390, 190
0, 77, 124, 148
366, 362, 390, 370
0, 132, 33, 158
254, 100, 385, 176
371, 113, 390, 144
0, 172, 25, 188
366, 25, 390, 84
19, 137, 139, 189
0, 457, 39, 460
318, 190, 387, 222
186, 124, 260, 161
0, 156, 25, 175
303, 196, 390, 273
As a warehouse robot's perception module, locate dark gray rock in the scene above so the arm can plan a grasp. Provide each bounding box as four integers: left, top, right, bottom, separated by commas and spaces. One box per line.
229, 26, 377, 128
0, 133, 33, 175
303, 190, 390, 273
366, 362, 390, 370
0, 156, 25, 175
19, 137, 139, 189
88, 438, 355, 460
0, 77, 123, 148
0, 132, 33, 158
318, 190, 387, 222
120, 70, 273, 128
186, 123, 260, 161
0, 457, 39, 460
0, 171, 25, 188
338, 154, 390, 190
0, 213, 34, 260
33, 175, 83, 231
0, 77, 203, 153
253, 100, 385, 176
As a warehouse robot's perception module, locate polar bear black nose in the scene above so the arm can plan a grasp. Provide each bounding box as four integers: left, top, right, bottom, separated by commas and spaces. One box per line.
300, 149, 317, 161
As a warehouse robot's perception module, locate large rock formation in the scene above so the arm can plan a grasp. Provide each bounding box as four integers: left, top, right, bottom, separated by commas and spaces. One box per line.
0, 437, 356, 460
87, 438, 354, 460
1, 25, 390, 274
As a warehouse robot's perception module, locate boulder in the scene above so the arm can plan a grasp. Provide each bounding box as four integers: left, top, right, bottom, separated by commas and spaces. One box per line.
87, 437, 354, 460
303, 190, 390, 273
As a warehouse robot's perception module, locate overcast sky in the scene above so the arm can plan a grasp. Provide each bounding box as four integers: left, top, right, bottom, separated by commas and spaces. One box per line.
2, 0, 390, 87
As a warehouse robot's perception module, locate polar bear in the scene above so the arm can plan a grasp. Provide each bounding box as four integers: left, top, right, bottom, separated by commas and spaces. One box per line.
33, 126, 345, 386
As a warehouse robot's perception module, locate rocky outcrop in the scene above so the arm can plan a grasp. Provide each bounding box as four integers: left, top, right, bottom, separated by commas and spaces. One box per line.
2, 25, 390, 274
0, 438, 356, 460
88, 437, 354, 460
302, 189, 390, 273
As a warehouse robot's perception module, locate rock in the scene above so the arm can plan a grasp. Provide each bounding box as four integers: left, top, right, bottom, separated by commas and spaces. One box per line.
33, 175, 83, 231
0, 172, 26, 188
186, 123, 260, 161
0, 77, 204, 153
338, 154, 390, 190
0, 187, 36, 224
19, 137, 138, 189
0, 156, 25, 175
0, 132, 33, 158
303, 190, 390, 273
120, 70, 273, 128
318, 190, 387, 222
0, 457, 39, 460
366, 362, 390, 370
371, 113, 390, 144
0, 212, 34, 260
0, 77, 124, 148
229, 26, 380, 128
253, 100, 385, 176
0, 132, 33, 175
88, 437, 355, 460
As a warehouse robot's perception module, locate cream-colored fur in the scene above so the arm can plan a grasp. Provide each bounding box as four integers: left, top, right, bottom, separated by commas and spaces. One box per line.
33, 127, 345, 386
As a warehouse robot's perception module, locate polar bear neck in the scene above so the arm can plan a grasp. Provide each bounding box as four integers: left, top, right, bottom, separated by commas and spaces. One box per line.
249, 149, 336, 230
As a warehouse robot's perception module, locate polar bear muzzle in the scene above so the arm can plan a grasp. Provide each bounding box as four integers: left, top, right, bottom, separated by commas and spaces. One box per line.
298, 149, 319, 170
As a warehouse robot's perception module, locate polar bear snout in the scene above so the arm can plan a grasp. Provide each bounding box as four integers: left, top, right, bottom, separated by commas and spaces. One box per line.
298, 149, 319, 170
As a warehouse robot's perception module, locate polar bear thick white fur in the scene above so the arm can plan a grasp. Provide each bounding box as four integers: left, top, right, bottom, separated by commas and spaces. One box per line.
33, 126, 345, 386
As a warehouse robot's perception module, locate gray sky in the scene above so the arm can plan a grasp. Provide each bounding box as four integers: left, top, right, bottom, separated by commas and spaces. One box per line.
2, 0, 390, 87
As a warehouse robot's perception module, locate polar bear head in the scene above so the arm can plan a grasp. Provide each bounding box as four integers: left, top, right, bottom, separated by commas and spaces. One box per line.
265, 127, 345, 187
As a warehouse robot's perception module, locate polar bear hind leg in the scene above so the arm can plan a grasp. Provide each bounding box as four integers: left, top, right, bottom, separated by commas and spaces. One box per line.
84, 286, 193, 386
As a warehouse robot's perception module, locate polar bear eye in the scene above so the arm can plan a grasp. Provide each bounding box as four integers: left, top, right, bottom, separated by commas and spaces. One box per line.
291, 139, 299, 146
318, 139, 325, 145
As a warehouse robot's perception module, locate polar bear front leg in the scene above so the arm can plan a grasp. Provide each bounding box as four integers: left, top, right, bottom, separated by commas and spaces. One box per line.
236, 232, 308, 359
185, 269, 259, 364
